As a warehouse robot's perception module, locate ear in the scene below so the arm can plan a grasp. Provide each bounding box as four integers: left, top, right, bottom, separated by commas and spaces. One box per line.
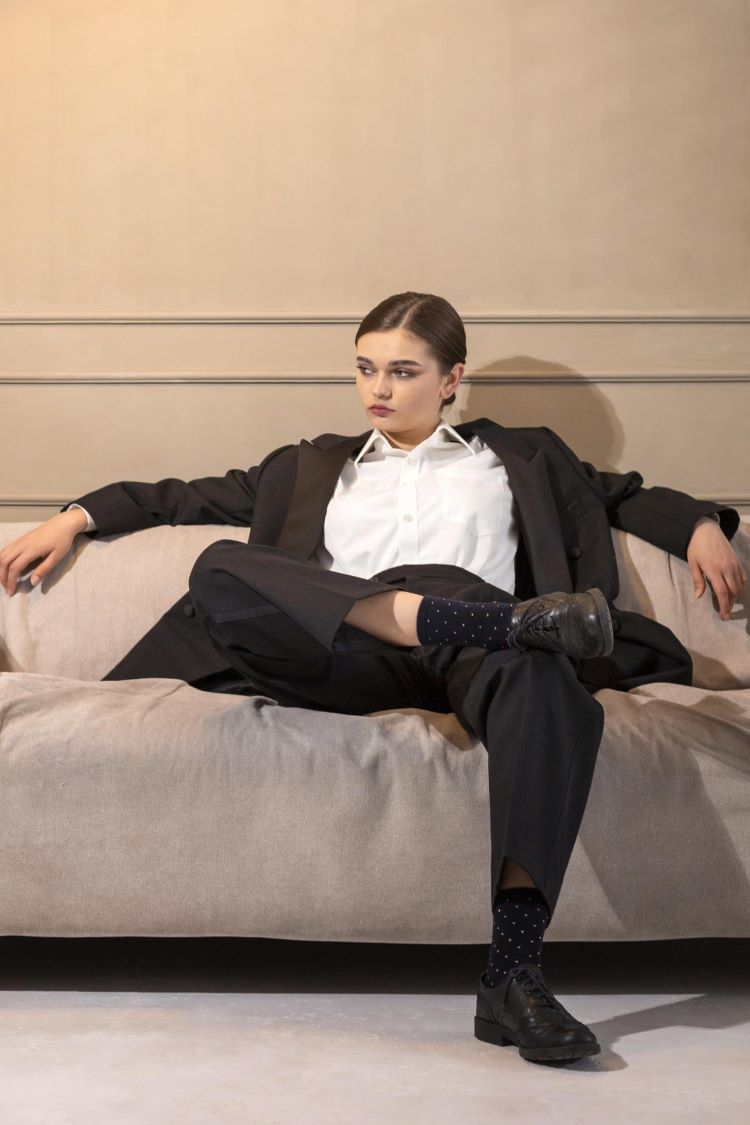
447, 362, 465, 393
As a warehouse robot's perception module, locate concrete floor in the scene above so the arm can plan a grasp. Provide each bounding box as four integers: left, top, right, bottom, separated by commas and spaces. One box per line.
0, 936, 748, 1124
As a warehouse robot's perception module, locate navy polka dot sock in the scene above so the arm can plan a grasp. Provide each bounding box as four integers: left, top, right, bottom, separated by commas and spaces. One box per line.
415, 594, 514, 649
482, 886, 551, 988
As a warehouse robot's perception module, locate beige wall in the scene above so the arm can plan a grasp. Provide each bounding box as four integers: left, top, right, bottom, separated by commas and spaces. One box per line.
1, 0, 748, 523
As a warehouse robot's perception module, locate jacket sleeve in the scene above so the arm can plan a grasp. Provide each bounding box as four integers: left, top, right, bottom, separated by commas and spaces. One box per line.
541, 426, 740, 561
59, 443, 296, 538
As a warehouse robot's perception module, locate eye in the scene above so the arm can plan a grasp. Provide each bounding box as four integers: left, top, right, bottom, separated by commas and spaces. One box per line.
356, 367, 414, 379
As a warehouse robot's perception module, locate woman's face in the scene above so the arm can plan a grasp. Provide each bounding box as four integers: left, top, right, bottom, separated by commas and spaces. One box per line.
354, 328, 464, 444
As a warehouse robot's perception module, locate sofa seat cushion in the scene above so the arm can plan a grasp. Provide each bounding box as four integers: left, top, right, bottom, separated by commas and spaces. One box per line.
1, 669, 749, 941
572, 680, 750, 939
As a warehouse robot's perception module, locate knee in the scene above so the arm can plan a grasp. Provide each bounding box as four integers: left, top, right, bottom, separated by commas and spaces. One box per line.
521, 645, 582, 673
188, 539, 240, 599
490, 645, 597, 706
521, 646, 599, 699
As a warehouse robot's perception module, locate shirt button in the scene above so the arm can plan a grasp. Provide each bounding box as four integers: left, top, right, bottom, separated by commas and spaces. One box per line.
403, 514, 413, 522
407, 456, 415, 465
184, 603, 196, 617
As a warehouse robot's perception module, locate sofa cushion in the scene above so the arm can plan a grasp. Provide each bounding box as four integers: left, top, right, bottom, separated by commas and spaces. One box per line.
0, 668, 748, 940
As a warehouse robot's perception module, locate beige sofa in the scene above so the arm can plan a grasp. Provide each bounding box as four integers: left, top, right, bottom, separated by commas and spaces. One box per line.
1, 518, 749, 942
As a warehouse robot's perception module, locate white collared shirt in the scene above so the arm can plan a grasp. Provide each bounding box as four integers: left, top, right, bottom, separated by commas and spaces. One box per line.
67, 420, 521, 594
312, 419, 520, 593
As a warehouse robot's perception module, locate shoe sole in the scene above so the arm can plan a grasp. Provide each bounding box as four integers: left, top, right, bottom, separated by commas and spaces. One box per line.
474, 1015, 601, 1063
586, 587, 614, 659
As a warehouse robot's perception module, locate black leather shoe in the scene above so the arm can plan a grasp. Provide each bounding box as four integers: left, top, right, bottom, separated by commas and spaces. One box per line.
506, 587, 614, 659
475, 964, 601, 1064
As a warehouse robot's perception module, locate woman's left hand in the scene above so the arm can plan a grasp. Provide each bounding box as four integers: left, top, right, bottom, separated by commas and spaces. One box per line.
687, 516, 747, 620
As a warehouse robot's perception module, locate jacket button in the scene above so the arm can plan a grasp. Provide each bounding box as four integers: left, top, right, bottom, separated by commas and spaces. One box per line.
567, 545, 582, 559
184, 603, 196, 617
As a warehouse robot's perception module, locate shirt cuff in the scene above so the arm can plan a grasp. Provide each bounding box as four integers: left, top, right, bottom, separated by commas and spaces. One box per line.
67, 503, 97, 533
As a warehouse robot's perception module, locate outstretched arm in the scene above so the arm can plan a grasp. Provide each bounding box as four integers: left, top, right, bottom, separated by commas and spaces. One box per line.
58, 443, 296, 538
1, 443, 298, 596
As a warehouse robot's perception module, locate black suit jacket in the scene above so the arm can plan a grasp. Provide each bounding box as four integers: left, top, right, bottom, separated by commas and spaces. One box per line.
60, 416, 740, 692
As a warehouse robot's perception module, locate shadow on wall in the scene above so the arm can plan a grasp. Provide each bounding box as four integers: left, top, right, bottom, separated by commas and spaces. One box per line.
459, 356, 641, 471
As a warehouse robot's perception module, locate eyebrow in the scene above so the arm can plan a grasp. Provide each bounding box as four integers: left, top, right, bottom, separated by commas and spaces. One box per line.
355, 356, 424, 368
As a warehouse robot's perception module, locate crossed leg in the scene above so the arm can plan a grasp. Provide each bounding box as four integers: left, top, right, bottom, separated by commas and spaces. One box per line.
188, 541, 604, 916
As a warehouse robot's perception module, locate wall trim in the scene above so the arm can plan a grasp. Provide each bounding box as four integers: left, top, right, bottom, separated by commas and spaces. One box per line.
0, 312, 749, 326
1, 373, 749, 385
4, 494, 750, 509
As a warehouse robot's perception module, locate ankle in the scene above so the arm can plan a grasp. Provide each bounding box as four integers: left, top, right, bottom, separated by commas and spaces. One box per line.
415, 594, 515, 650
483, 886, 551, 988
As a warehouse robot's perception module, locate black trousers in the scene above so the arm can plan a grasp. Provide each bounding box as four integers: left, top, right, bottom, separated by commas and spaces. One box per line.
186, 541, 607, 921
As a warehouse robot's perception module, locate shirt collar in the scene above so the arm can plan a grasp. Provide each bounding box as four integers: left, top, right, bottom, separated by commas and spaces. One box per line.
353, 419, 476, 466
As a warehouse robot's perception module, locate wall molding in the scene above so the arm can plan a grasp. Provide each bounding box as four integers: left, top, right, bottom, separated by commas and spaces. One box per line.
4, 494, 749, 509
1, 373, 749, 386
0, 312, 749, 326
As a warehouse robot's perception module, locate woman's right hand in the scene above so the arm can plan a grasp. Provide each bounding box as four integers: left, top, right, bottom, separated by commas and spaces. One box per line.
0, 509, 88, 596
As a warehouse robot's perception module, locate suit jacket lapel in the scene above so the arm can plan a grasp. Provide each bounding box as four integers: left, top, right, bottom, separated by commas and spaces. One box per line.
276, 432, 370, 558
277, 418, 572, 595
458, 419, 572, 594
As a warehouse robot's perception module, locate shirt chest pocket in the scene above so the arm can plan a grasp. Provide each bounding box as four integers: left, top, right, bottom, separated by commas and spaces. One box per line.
438, 476, 507, 537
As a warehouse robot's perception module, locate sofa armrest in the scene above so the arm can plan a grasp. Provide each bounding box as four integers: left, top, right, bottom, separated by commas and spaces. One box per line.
610, 521, 750, 690
0, 522, 249, 679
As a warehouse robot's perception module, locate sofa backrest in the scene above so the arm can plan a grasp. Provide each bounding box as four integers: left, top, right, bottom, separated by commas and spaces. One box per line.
611, 519, 750, 689
1, 521, 748, 689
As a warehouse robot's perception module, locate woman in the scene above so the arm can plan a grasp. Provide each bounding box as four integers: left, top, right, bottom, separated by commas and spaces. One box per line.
1, 291, 745, 1066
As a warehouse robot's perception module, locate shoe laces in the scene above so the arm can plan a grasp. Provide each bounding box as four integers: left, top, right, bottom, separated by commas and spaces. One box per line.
511, 966, 567, 1013
520, 606, 561, 641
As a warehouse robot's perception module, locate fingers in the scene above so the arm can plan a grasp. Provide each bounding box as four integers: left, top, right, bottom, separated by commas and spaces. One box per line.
1, 519, 75, 596
29, 553, 59, 589
0, 541, 20, 590
691, 541, 747, 620
0, 543, 26, 595
707, 573, 731, 619
1, 546, 46, 597
689, 559, 706, 598
723, 562, 746, 617
706, 567, 745, 620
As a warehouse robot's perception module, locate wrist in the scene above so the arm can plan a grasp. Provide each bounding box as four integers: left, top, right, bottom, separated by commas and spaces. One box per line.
694, 513, 720, 531
59, 507, 88, 533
